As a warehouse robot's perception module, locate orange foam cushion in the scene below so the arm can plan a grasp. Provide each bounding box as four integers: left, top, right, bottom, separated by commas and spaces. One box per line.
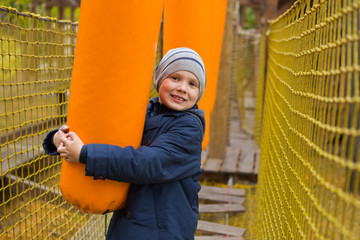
60, 0, 164, 214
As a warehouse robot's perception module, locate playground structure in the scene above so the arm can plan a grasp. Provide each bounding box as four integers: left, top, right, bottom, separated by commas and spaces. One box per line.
0, 0, 360, 239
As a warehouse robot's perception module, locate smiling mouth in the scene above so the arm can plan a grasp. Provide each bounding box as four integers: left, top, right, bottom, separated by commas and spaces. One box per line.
171, 94, 186, 102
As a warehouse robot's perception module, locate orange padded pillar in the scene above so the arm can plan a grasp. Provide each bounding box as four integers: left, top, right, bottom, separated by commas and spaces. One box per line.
61, 0, 164, 214
207, 0, 228, 113
163, 0, 227, 149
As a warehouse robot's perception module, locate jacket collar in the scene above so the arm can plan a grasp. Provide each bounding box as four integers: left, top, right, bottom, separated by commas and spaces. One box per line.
147, 97, 205, 133
148, 97, 199, 114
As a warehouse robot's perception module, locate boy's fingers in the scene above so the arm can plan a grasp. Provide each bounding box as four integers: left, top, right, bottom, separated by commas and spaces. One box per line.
65, 133, 74, 141
60, 125, 69, 133
60, 134, 71, 144
68, 132, 79, 141
57, 144, 65, 153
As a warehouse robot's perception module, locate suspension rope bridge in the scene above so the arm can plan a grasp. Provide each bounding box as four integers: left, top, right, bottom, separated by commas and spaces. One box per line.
0, 0, 359, 239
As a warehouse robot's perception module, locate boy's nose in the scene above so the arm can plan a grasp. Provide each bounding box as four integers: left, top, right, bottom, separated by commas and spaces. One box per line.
176, 81, 187, 92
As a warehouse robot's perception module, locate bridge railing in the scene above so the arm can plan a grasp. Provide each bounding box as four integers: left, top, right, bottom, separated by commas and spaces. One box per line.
255, 0, 360, 239
0, 6, 108, 239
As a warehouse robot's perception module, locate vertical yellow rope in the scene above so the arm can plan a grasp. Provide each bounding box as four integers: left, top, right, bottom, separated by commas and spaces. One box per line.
254, 35, 266, 144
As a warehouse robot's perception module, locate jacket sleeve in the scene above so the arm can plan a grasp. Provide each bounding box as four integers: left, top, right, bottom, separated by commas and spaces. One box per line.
84, 115, 203, 184
42, 128, 60, 155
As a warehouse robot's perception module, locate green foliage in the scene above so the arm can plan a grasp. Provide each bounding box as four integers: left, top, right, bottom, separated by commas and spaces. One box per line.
64, 6, 72, 19
74, 7, 80, 21
244, 7, 255, 29
50, 5, 58, 17
0, 0, 33, 12
0, 0, 80, 21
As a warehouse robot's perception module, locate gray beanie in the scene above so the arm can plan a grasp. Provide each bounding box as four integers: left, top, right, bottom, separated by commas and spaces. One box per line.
154, 47, 206, 103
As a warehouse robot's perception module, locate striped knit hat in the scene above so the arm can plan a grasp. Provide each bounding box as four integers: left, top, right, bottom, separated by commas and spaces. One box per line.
154, 47, 206, 103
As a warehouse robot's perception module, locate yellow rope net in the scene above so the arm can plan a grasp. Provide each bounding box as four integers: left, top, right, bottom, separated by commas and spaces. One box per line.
256, 0, 360, 239
2, 0, 360, 238
0, 6, 108, 239
254, 34, 266, 144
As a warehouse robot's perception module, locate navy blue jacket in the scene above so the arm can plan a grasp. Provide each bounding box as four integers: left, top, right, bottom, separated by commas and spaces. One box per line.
43, 97, 205, 240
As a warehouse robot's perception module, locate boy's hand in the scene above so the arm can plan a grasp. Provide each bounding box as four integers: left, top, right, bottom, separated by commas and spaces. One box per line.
58, 132, 84, 163
53, 125, 69, 148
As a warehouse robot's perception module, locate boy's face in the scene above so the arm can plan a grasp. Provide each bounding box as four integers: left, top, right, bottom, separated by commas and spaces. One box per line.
158, 70, 200, 111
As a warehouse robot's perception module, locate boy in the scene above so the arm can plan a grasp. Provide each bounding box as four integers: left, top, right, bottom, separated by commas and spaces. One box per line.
43, 47, 206, 239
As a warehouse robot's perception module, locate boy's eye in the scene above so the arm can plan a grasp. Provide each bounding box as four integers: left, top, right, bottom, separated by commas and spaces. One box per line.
190, 82, 198, 87
172, 77, 179, 81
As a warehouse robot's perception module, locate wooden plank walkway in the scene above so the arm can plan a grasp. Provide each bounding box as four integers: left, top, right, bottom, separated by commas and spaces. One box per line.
196, 185, 246, 239
0, 120, 58, 176
198, 92, 258, 238
195, 237, 241, 240
201, 98, 260, 180
201, 185, 245, 196
200, 203, 245, 213
199, 191, 245, 204
1, 136, 43, 175
197, 221, 245, 238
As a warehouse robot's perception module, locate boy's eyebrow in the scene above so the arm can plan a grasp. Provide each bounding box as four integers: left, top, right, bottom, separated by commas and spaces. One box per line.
170, 72, 199, 82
